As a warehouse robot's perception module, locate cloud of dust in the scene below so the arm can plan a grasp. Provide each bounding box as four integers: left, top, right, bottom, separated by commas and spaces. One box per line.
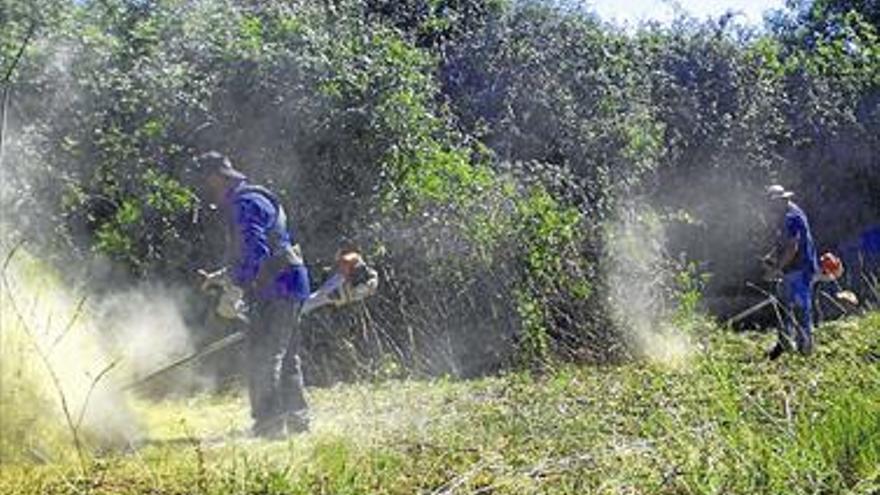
93, 283, 197, 383
0, 253, 139, 457
0, 249, 201, 460
603, 201, 693, 366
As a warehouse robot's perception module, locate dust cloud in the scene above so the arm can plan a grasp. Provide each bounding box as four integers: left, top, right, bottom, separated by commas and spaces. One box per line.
603, 201, 693, 365
0, 248, 199, 460
94, 283, 197, 385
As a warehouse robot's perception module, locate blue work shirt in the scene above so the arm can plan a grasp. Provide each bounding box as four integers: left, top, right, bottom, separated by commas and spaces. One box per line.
224, 181, 310, 302
782, 202, 819, 276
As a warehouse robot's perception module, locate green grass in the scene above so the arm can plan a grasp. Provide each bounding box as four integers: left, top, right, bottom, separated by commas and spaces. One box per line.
1, 313, 879, 494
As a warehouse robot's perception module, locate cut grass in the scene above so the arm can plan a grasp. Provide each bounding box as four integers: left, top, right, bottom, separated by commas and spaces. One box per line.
1, 313, 878, 494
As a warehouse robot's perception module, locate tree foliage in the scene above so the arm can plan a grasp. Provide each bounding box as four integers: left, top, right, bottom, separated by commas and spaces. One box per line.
2, 0, 878, 382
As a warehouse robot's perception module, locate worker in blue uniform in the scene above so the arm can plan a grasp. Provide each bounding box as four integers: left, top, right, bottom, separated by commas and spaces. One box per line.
195, 151, 310, 438
763, 185, 819, 360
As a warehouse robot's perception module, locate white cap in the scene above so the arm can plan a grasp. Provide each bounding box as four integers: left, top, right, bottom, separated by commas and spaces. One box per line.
766, 184, 794, 200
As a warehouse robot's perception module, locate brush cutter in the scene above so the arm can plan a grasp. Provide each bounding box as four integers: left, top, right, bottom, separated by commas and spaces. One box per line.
815, 252, 859, 306
300, 250, 379, 317
121, 251, 379, 391
723, 256, 790, 328
725, 251, 858, 328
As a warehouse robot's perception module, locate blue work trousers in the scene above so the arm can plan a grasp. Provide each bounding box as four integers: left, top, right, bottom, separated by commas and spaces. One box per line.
246, 297, 308, 434
778, 270, 814, 354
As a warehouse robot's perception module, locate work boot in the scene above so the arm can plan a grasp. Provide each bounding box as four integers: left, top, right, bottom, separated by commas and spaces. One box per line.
797, 337, 814, 356
766, 342, 785, 361
285, 411, 310, 434
252, 416, 287, 440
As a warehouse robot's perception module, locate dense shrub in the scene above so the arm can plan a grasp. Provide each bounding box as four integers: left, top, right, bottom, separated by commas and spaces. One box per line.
2, 0, 878, 382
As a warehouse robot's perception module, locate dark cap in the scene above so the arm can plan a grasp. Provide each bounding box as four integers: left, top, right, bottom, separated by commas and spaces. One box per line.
194, 151, 246, 180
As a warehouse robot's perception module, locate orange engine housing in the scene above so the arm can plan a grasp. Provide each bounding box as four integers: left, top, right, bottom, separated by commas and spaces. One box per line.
820, 252, 844, 280
336, 250, 363, 280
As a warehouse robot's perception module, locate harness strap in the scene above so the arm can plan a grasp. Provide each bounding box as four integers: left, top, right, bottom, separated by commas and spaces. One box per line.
233, 184, 305, 293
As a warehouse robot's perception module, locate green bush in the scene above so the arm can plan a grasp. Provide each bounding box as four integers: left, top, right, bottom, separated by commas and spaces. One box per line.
3, 0, 878, 380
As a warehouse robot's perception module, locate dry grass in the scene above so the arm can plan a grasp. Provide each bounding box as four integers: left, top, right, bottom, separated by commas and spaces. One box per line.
1, 311, 878, 494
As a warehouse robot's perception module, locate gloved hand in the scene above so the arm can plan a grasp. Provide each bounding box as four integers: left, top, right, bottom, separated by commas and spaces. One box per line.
216, 284, 248, 321
198, 267, 229, 291
198, 268, 249, 322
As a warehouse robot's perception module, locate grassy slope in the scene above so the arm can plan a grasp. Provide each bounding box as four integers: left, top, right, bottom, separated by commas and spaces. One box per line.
1, 314, 879, 495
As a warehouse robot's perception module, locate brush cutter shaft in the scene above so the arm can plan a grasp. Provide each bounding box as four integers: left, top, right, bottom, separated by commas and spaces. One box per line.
121, 331, 246, 391
724, 297, 775, 327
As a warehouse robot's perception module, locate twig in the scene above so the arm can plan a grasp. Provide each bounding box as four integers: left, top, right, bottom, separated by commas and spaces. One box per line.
1, 278, 88, 471
2, 238, 25, 272
431, 459, 491, 495
76, 360, 119, 432
0, 21, 37, 165
523, 452, 595, 479
818, 290, 848, 316
861, 271, 880, 308
0, 85, 8, 167
181, 421, 208, 495
1, 252, 88, 473
742, 393, 789, 433
1, 22, 36, 86
50, 295, 89, 350
783, 392, 793, 435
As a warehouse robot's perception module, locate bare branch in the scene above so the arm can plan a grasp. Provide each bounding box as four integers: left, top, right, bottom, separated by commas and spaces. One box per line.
51, 294, 89, 351
0, 253, 89, 473
76, 359, 119, 432
1, 20, 37, 164
1, 238, 25, 272
1, 21, 37, 86
431, 458, 493, 495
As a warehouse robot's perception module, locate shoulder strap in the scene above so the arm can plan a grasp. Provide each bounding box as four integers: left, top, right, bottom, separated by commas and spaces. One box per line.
236, 184, 281, 212
234, 184, 291, 251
